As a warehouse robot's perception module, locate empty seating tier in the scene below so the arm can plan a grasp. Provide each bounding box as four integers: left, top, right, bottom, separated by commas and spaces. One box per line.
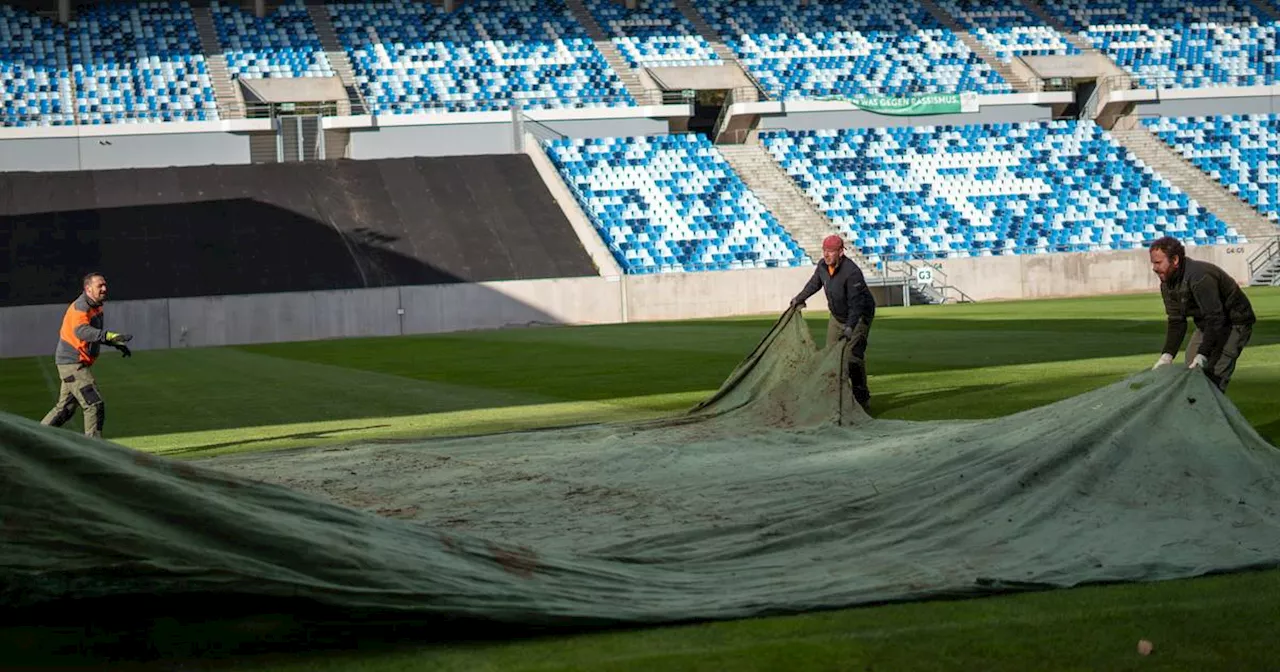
69, 0, 218, 124
583, 0, 720, 69
935, 0, 1080, 62
697, 0, 1012, 100
761, 120, 1241, 263
1145, 113, 1280, 224
327, 0, 634, 114
0, 6, 74, 126
545, 133, 809, 274
211, 0, 334, 80
1042, 0, 1278, 89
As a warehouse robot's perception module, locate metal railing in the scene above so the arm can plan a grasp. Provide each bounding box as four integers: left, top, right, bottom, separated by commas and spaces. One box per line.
1248, 236, 1280, 285
877, 257, 974, 304
1, 88, 686, 128
1080, 82, 1103, 119
1101, 73, 1275, 95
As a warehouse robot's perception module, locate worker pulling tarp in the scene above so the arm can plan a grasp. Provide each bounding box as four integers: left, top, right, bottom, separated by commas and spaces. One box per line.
3, 306, 1280, 629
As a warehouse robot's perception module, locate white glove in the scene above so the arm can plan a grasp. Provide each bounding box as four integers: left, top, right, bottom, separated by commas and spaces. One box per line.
1152, 353, 1174, 370
1189, 354, 1208, 369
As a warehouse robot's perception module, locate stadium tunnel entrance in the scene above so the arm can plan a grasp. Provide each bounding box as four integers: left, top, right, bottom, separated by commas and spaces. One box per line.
647, 65, 762, 144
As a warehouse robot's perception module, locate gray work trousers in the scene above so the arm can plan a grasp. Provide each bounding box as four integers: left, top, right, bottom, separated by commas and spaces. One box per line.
1186, 324, 1252, 392
41, 363, 105, 438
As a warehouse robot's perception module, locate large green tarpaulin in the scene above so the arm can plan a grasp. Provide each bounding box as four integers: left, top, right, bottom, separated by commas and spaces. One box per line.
3, 307, 1280, 628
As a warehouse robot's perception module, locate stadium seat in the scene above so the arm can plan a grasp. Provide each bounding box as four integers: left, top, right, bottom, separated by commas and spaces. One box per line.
326, 0, 636, 114
935, 0, 1080, 62
544, 133, 809, 274
1145, 114, 1280, 224
760, 120, 1242, 265
69, 0, 219, 124
210, 0, 334, 80
696, 0, 1013, 100
0, 5, 74, 127
582, 0, 720, 69
1041, 0, 1279, 89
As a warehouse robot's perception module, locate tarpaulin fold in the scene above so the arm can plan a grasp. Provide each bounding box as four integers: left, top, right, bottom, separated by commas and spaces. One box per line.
3, 306, 1279, 626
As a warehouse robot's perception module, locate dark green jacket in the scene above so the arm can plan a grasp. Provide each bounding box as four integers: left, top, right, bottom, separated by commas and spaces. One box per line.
1160, 258, 1255, 358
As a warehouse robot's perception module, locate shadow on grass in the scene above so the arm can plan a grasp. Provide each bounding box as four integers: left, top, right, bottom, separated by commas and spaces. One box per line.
152, 425, 393, 457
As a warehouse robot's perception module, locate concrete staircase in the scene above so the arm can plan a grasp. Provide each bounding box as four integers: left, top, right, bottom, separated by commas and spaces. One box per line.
564, 0, 654, 104
916, 0, 1038, 93
671, 0, 761, 101
1017, 0, 1098, 54
1253, 254, 1280, 285
191, 6, 243, 119
1109, 127, 1280, 242
306, 4, 368, 115
717, 143, 872, 269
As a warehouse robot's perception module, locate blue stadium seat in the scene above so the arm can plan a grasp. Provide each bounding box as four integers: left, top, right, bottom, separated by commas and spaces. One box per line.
1145, 114, 1280, 225
69, 0, 219, 124
544, 133, 809, 274
0, 5, 75, 127
211, 0, 334, 80
583, 0, 720, 69
760, 120, 1242, 264
326, 0, 636, 115
696, 0, 1013, 100
1041, 0, 1278, 89
935, 0, 1081, 62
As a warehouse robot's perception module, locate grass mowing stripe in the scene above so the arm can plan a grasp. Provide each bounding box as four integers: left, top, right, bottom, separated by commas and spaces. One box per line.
121, 390, 711, 459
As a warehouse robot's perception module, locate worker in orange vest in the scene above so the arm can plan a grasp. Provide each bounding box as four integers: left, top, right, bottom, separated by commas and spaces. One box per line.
40, 272, 132, 439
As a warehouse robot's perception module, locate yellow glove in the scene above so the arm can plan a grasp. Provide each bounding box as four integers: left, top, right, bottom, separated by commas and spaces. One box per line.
105, 331, 132, 344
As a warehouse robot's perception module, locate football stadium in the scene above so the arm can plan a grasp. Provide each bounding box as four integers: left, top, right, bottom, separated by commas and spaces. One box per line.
2, 0, 1280, 668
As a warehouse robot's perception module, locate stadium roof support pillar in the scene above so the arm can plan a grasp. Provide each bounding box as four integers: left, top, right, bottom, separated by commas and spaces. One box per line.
444, 0, 455, 11
255, 0, 265, 18
625, 0, 637, 8
59, 0, 69, 23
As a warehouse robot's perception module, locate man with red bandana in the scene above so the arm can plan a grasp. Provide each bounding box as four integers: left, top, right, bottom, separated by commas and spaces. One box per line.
791, 235, 877, 414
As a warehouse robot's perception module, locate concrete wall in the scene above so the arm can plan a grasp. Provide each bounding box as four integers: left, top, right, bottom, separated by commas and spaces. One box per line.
0, 132, 251, 172
347, 123, 516, 160
523, 117, 671, 140
624, 267, 813, 321
346, 117, 673, 160
1133, 95, 1280, 119
0, 247, 1264, 358
757, 104, 1055, 132
930, 243, 1259, 302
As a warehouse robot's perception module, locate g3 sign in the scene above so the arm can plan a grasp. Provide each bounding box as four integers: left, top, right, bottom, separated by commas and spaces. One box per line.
915, 267, 934, 284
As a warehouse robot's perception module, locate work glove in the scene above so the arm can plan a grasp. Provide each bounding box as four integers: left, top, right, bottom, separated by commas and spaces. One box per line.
1189, 354, 1207, 370
1152, 353, 1173, 370
789, 296, 806, 310
105, 331, 132, 344
107, 342, 131, 358
841, 325, 855, 341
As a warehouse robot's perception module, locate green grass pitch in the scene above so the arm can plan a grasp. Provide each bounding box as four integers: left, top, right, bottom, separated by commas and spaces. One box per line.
2, 289, 1279, 670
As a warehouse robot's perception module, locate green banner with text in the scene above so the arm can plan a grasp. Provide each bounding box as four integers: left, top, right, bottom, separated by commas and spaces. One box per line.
817, 93, 970, 116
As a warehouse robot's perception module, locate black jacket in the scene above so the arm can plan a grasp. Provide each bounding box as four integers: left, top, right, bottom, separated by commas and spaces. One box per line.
796, 256, 876, 327
1160, 258, 1255, 358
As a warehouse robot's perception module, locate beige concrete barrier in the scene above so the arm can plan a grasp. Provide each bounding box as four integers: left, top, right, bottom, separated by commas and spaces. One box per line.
0, 246, 1265, 358
929, 243, 1259, 301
